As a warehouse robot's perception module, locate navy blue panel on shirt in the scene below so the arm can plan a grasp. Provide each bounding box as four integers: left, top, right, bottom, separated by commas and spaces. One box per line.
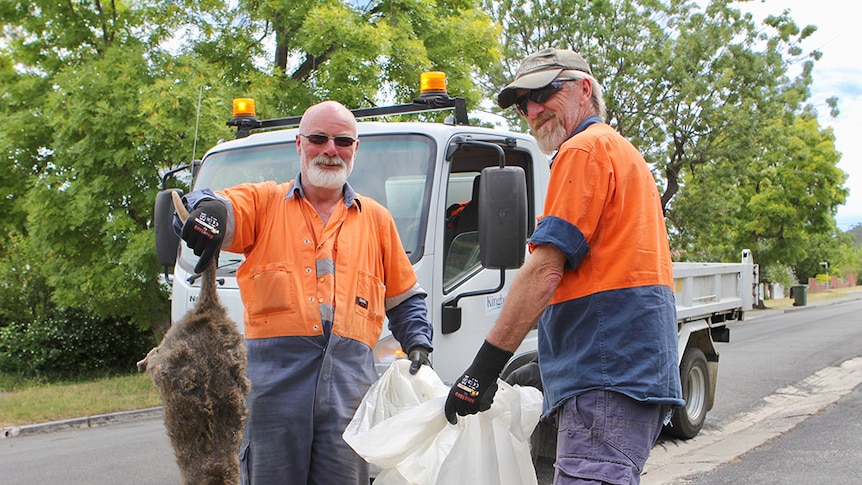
537, 285, 684, 419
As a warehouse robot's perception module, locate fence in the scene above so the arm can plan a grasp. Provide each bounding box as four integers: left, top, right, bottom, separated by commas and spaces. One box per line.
807, 274, 858, 292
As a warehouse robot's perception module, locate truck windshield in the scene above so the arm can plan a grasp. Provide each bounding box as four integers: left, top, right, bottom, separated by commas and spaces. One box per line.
184, 133, 435, 271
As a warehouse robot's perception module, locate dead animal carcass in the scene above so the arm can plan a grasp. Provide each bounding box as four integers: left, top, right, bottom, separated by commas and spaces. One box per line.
138, 192, 249, 485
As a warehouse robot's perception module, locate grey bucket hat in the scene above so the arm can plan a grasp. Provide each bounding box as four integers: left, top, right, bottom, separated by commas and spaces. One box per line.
498, 48, 593, 109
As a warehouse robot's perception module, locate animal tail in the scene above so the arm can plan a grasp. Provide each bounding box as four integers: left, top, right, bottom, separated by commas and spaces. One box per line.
171, 190, 190, 224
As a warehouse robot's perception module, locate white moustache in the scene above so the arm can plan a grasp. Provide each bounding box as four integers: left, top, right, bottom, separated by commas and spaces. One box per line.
314, 155, 346, 168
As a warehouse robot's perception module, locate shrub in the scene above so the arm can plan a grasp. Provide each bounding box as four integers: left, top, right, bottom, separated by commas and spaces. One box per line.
0, 308, 155, 380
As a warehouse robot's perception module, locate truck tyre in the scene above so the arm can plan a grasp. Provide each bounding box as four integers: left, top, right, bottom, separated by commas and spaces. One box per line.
666, 347, 709, 439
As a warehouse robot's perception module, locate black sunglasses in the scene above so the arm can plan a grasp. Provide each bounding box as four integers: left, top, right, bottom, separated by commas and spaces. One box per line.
515, 78, 578, 116
300, 133, 357, 147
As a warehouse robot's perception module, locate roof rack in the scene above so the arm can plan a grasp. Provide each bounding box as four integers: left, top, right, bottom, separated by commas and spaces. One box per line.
227, 93, 469, 139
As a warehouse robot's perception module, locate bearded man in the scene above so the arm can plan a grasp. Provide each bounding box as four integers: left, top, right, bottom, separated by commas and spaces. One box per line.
175, 100, 433, 484
444, 49, 682, 484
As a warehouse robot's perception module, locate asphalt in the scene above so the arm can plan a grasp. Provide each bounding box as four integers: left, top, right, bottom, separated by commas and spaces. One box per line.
3, 288, 861, 440
745, 288, 862, 321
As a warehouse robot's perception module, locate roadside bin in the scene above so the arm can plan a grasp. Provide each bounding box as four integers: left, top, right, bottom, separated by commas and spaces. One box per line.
790, 284, 808, 306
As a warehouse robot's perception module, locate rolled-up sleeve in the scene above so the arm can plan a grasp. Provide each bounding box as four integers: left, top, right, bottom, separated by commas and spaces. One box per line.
529, 216, 590, 270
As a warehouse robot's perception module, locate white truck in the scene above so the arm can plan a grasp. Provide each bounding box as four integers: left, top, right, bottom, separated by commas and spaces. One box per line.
154, 74, 758, 450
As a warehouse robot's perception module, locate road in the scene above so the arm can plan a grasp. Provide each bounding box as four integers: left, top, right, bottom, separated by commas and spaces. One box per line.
2, 296, 861, 484
642, 296, 862, 484
0, 416, 179, 484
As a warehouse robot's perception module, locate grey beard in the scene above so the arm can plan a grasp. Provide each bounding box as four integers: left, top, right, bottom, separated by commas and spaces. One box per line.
306, 155, 351, 189
535, 118, 568, 155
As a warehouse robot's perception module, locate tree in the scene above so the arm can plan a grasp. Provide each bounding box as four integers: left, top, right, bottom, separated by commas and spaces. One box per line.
791, 231, 856, 283
0, 54, 52, 258
179, 0, 504, 114
842, 224, 862, 280
670, 112, 848, 269
485, 0, 848, 273
0, 1, 235, 332
0, 0, 502, 343
739, 114, 847, 268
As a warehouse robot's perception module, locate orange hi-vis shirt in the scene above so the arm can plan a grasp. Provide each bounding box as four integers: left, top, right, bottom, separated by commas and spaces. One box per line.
531, 122, 674, 304
218, 180, 420, 348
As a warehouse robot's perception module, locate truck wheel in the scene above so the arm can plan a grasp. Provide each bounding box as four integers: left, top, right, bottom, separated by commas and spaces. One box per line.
666, 347, 709, 439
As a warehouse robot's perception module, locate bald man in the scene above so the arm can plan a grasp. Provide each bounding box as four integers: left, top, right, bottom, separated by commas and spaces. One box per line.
175, 101, 433, 484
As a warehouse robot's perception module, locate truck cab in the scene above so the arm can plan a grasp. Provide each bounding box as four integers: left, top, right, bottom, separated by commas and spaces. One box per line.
155, 93, 548, 387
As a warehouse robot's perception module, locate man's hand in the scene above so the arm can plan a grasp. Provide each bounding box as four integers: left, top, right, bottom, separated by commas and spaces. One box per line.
444, 340, 513, 424
407, 346, 431, 375
180, 199, 226, 274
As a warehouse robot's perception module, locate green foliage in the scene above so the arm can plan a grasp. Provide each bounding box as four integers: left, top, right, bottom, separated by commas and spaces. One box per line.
670, 113, 849, 273
0, 233, 53, 325
0, 0, 141, 73
21, 43, 175, 330
760, 264, 794, 288
0, 54, 53, 258
235, 0, 499, 111
0, 4, 245, 334
0, 309, 155, 380
791, 231, 858, 282
488, 0, 849, 275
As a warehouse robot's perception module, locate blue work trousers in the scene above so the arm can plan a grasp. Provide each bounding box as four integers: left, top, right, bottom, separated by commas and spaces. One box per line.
239, 335, 376, 485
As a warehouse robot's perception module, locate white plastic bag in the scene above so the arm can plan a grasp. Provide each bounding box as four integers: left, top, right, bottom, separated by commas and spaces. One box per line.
343, 360, 543, 485
344, 360, 450, 470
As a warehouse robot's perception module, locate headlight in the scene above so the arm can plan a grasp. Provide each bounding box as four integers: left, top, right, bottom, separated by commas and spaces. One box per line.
373, 334, 406, 375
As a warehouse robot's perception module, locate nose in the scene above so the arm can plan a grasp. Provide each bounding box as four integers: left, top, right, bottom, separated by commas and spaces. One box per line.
319, 137, 339, 156
524, 99, 544, 119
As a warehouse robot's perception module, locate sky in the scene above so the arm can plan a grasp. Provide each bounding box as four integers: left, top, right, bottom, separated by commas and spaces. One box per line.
736, 0, 862, 231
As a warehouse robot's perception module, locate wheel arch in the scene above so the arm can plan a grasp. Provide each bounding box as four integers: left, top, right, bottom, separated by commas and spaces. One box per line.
679, 323, 720, 413
501, 350, 541, 385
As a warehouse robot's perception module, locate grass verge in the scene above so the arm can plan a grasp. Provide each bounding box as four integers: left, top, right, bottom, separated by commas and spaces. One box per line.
0, 373, 161, 428
763, 284, 862, 309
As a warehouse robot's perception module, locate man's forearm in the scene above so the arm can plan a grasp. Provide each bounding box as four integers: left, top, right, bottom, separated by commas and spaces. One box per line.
486, 244, 565, 352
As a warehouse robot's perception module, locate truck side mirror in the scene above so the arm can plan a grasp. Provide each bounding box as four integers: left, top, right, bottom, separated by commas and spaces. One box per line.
441, 143, 528, 336
155, 189, 184, 267
478, 166, 527, 269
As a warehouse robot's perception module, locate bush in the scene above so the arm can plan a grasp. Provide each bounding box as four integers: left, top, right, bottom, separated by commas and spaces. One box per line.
0, 309, 155, 380
760, 264, 794, 288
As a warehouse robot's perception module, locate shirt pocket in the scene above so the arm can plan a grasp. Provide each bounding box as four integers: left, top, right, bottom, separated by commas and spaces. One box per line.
246, 262, 296, 317
354, 270, 385, 326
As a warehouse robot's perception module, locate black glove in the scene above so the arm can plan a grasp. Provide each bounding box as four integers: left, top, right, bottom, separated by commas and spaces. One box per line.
407, 346, 431, 375
444, 340, 513, 424
180, 199, 226, 274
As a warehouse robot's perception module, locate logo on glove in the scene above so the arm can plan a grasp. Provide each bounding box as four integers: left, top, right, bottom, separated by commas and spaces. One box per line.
194, 212, 221, 239
454, 375, 480, 403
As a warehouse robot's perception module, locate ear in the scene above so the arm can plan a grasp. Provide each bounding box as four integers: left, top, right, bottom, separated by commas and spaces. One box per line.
578, 78, 593, 106
171, 191, 190, 223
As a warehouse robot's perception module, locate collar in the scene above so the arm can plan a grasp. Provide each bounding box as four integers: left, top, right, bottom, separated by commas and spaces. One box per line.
550, 115, 604, 165
285, 171, 362, 210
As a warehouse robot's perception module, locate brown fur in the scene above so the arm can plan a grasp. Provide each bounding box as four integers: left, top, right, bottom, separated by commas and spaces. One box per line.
138, 193, 250, 485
